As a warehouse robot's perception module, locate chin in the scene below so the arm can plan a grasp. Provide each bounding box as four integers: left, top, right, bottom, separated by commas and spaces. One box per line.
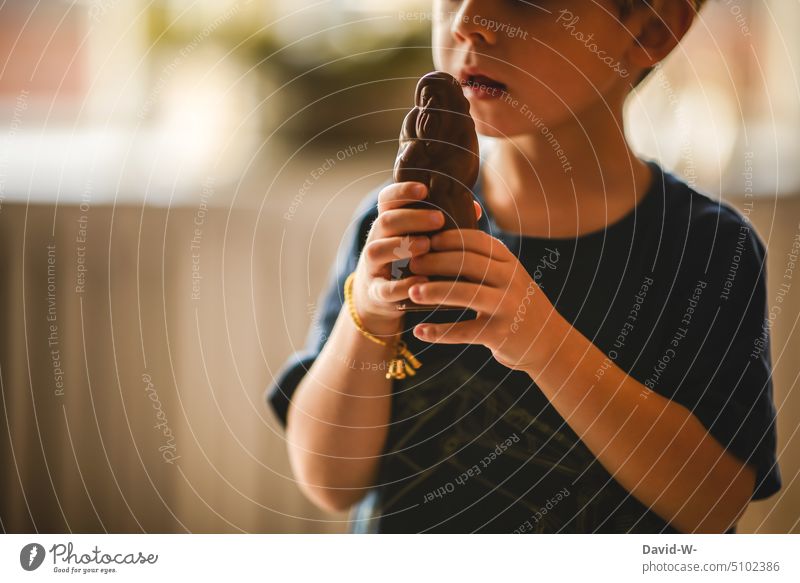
466, 97, 533, 138
472, 116, 529, 139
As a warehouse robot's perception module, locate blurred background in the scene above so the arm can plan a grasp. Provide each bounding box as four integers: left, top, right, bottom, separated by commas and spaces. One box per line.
0, 0, 798, 533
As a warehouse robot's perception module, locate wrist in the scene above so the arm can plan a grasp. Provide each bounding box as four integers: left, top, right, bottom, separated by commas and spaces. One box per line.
348, 271, 404, 338
520, 311, 574, 379
344, 270, 422, 380
358, 308, 404, 338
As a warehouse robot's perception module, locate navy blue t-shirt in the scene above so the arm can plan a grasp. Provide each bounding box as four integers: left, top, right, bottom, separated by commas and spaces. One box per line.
266, 159, 781, 533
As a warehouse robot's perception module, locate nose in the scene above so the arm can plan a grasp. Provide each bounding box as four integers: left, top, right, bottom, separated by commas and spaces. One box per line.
450, 0, 497, 46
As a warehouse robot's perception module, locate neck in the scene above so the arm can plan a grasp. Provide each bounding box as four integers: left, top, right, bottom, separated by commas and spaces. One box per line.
482, 85, 652, 236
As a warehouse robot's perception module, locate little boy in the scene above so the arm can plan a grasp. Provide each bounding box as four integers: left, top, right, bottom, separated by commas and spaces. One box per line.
268, 0, 781, 533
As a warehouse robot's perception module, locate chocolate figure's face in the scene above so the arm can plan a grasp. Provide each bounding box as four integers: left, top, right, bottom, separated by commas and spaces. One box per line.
413, 72, 472, 144
393, 70, 480, 191
416, 73, 470, 114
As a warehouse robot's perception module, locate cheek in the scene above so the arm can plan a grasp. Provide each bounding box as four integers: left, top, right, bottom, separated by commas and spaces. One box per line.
507, 29, 629, 121
544, 10, 633, 88
431, 22, 454, 71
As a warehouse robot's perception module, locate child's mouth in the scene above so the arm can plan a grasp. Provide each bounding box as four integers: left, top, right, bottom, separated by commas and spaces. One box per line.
461, 75, 508, 100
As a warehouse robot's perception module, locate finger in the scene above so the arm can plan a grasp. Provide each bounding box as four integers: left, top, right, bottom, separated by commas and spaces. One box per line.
370, 207, 445, 238
430, 229, 513, 261
363, 236, 430, 275
473, 200, 483, 221
377, 182, 428, 213
408, 281, 501, 315
408, 251, 508, 288
413, 317, 489, 345
370, 275, 429, 303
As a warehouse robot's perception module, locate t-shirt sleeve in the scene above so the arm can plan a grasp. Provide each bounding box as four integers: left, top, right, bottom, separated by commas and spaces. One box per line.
264, 185, 383, 429
651, 202, 781, 500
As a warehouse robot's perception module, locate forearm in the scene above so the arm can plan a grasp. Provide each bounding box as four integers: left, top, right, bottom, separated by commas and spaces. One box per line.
526, 316, 755, 533
286, 306, 400, 511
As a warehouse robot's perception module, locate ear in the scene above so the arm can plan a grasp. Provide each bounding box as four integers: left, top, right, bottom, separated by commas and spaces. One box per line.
624, 0, 696, 70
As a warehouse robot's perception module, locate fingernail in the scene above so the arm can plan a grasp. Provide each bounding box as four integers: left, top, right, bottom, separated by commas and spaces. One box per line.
412, 237, 430, 252
414, 183, 428, 197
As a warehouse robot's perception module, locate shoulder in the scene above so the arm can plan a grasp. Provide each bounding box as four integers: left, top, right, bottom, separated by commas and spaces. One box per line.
656, 164, 767, 265
652, 165, 768, 311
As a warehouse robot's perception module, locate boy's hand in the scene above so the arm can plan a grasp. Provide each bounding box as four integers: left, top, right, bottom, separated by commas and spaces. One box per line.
407, 229, 566, 373
351, 183, 483, 336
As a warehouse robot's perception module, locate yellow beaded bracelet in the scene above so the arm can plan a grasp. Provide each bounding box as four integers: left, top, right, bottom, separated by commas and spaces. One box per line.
343, 271, 422, 380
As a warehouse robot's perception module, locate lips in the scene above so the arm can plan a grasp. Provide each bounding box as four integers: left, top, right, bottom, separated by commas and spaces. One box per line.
459, 68, 508, 99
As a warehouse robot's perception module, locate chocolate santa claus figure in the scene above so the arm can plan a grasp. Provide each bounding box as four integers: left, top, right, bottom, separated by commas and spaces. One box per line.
392, 71, 481, 311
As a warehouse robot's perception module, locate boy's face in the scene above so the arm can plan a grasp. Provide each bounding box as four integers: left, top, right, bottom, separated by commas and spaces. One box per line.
432, 0, 640, 137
